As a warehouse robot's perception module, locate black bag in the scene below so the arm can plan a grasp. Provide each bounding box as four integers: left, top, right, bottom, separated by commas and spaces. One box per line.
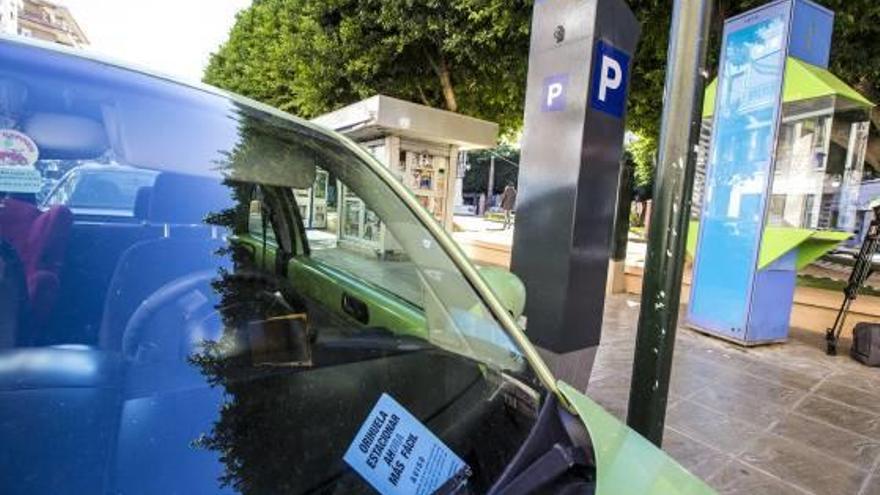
851, 322, 880, 367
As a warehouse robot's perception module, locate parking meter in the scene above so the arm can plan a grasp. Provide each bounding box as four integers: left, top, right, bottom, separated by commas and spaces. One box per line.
511, 0, 639, 390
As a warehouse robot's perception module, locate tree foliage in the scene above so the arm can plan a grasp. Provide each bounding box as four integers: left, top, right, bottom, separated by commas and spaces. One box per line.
462, 144, 520, 195
627, 133, 656, 192
205, 0, 532, 135
207, 0, 880, 190
625, 0, 880, 191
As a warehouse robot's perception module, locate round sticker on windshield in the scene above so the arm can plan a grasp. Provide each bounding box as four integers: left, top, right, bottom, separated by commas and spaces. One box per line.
0, 129, 39, 167
0, 129, 42, 193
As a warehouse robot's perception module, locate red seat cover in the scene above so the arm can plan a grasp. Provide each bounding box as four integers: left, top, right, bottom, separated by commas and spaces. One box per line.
0, 198, 72, 330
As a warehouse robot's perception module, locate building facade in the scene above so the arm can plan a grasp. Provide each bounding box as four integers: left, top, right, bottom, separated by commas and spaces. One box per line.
0, 0, 22, 35
2, 0, 87, 47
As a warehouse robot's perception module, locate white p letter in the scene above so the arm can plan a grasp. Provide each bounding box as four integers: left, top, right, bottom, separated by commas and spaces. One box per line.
598, 55, 622, 102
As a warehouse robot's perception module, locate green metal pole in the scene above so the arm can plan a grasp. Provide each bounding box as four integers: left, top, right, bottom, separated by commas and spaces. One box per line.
627, 0, 713, 446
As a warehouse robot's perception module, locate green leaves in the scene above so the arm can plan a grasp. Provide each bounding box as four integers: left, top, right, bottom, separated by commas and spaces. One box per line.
205, 0, 533, 136
206, 0, 877, 181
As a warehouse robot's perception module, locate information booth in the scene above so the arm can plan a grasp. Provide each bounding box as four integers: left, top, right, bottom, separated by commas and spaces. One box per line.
687, 0, 875, 345
310, 95, 498, 258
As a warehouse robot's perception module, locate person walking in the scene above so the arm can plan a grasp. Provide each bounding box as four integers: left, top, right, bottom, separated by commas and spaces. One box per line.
500, 183, 517, 230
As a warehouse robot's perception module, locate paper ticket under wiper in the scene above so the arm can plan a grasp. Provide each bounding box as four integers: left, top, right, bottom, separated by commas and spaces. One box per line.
343, 393, 469, 495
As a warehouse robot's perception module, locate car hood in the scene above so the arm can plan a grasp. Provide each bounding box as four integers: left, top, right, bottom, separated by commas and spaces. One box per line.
558, 381, 716, 495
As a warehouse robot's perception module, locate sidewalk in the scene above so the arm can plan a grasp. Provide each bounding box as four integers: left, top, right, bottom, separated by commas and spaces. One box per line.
452, 215, 514, 267
595, 294, 880, 495
452, 216, 880, 494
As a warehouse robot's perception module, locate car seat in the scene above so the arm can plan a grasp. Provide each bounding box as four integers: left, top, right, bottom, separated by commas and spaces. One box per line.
98, 173, 234, 351
147, 173, 234, 227
0, 240, 29, 347
0, 198, 72, 333
132, 186, 152, 222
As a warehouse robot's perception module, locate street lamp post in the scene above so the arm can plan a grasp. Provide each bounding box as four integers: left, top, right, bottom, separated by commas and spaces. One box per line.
627, 0, 714, 446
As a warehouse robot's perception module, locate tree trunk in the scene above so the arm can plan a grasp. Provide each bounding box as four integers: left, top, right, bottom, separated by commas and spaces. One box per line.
424, 49, 458, 112
436, 57, 458, 112
416, 85, 431, 106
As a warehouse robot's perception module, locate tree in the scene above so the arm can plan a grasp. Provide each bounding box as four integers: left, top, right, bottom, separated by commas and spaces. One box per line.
205, 0, 532, 136
462, 144, 520, 196
627, 133, 656, 193
207, 1, 880, 187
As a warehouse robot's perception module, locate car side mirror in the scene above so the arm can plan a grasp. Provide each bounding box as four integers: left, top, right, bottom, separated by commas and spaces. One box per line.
477, 266, 526, 320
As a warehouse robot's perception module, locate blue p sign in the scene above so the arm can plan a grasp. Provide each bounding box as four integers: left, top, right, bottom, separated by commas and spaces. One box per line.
589, 40, 630, 118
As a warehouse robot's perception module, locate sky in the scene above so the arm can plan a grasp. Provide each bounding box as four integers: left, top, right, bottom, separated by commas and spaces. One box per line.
60, 0, 251, 82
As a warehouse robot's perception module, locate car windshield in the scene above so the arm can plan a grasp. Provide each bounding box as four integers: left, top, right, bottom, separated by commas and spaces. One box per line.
0, 41, 544, 493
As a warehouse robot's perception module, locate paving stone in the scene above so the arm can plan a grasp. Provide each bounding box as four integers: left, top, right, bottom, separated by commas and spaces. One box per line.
708, 459, 810, 495
860, 474, 880, 495
795, 394, 880, 441
681, 366, 808, 410
739, 432, 869, 495
816, 380, 880, 415
689, 386, 789, 427
770, 413, 880, 470
744, 359, 831, 390
666, 400, 764, 455
592, 295, 880, 494
663, 427, 732, 481
833, 372, 880, 397
860, 465, 880, 495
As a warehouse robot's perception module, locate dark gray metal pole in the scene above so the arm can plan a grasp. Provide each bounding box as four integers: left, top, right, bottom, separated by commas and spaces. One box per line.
611, 156, 633, 263
488, 154, 496, 208
627, 0, 713, 446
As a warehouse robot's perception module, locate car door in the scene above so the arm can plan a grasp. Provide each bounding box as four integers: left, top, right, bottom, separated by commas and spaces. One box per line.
285, 167, 426, 336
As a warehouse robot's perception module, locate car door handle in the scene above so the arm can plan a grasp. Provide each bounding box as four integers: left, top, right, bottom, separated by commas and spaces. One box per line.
341, 292, 369, 325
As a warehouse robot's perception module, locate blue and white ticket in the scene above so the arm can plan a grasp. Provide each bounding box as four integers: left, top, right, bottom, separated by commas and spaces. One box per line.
343, 393, 469, 494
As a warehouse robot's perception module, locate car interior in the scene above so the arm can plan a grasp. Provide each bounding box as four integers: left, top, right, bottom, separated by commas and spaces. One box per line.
0, 60, 568, 494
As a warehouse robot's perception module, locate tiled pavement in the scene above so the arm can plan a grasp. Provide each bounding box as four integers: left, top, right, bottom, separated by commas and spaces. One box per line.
591, 295, 880, 495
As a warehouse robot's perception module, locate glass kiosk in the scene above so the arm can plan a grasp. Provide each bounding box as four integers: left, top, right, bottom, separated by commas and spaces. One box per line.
769, 92, 871, 233
688, 46, 874, 345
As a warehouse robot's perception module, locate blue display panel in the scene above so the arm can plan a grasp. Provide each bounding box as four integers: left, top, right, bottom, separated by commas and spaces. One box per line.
688, 1, 791, 338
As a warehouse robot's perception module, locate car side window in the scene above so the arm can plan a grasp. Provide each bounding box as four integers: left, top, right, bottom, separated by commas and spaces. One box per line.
293, 166, 423, 307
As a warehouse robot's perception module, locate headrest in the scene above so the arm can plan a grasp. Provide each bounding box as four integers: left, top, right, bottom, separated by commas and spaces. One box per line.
133, 186, 152, 221
23, 113, 108, 160
147, 173, 234, 225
